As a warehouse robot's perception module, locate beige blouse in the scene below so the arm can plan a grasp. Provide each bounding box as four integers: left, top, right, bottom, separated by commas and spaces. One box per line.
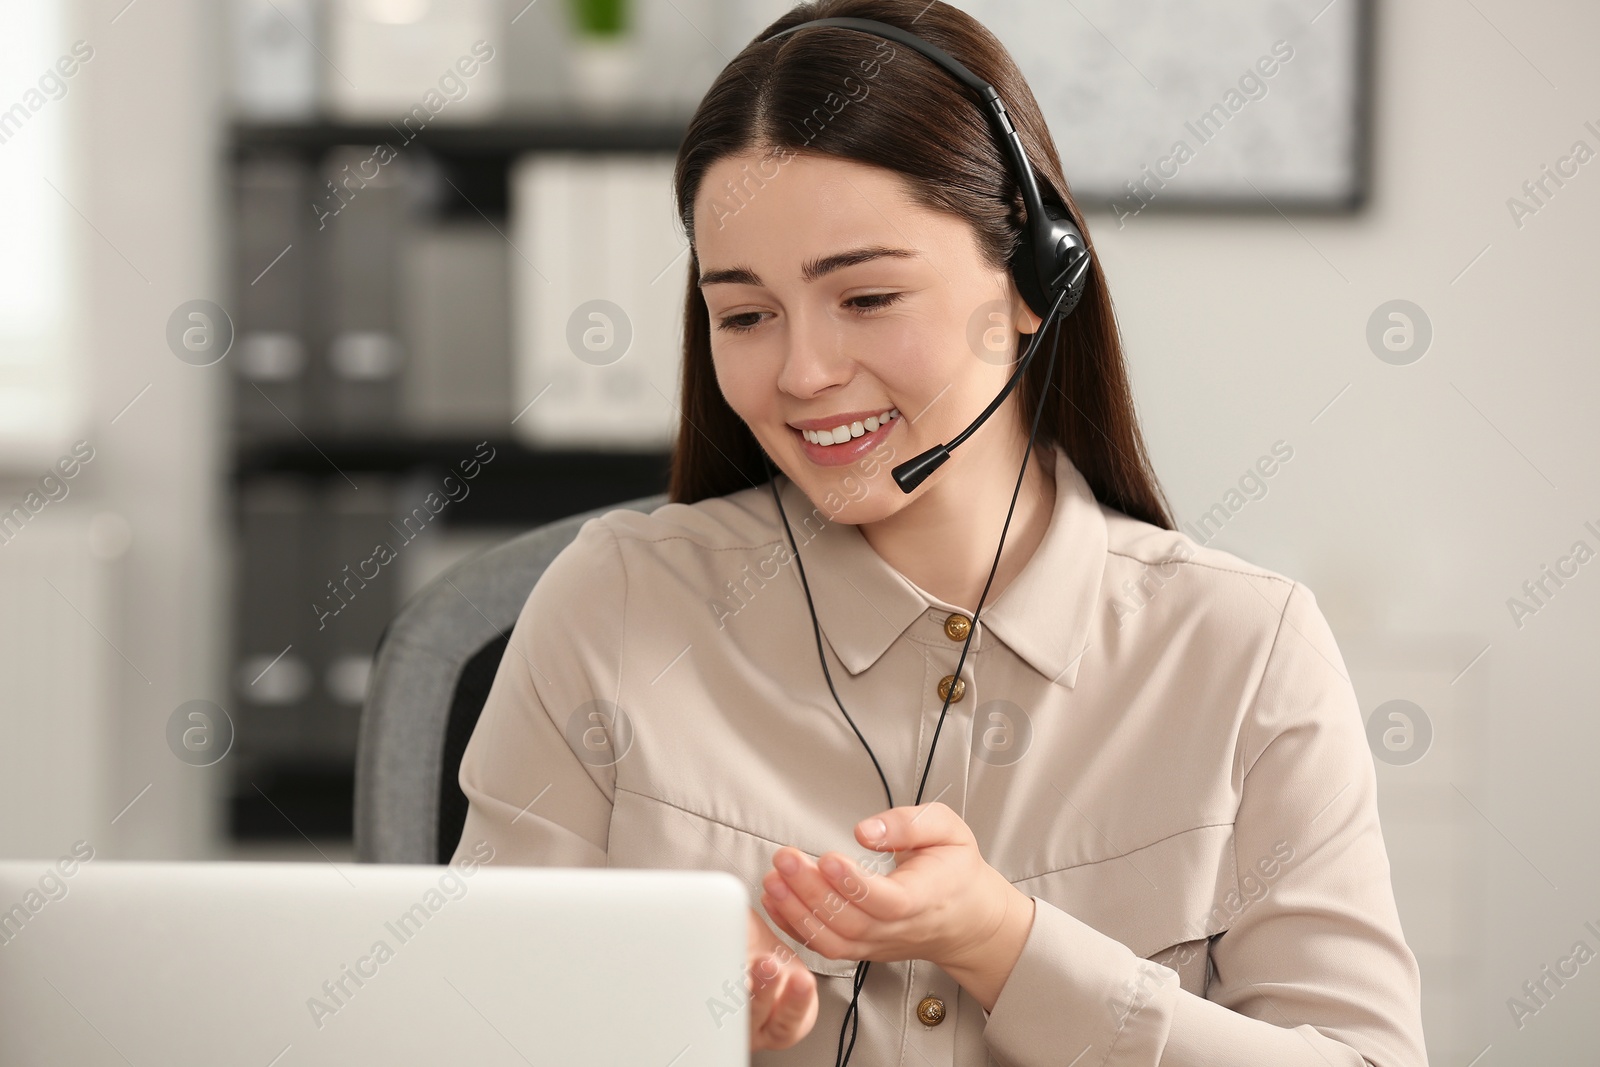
451, 444, 1429, 1066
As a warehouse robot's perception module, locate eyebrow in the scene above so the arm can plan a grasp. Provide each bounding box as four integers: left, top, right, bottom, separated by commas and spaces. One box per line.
697, 245, 922, 288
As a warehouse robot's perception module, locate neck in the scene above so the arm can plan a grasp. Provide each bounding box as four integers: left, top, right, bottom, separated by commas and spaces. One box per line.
859, 431, 1057, 614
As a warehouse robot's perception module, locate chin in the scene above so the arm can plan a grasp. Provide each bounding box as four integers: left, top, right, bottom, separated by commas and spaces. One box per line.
802, 473, 904, 524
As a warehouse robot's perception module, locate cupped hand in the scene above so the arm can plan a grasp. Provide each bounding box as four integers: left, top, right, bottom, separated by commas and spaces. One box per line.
747, 905, 818, 1051
757, 801, 1023, 973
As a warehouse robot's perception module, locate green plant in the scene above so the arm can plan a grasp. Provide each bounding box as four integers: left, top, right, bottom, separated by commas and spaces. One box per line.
568, 0, 630, 37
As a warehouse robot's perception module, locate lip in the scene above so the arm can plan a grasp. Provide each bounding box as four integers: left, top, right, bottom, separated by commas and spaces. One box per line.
792, 412, 900, 467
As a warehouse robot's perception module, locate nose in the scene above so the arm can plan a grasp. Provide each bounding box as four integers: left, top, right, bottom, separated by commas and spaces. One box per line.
775, 305, 854, 400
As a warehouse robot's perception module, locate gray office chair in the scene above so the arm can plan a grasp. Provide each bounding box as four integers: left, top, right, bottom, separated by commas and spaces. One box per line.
354, 492, 668, 864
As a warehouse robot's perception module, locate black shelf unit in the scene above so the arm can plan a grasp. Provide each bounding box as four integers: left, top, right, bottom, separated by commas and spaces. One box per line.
232, 115, 691, 153
229, 116, 690, 218
232, 436, 672, 527
225, 115, 682, 843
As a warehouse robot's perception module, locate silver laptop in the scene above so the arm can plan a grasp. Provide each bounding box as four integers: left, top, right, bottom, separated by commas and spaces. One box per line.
0, 859, 748, 1066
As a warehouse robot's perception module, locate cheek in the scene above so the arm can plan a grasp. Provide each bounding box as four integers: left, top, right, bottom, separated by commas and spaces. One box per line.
856, 312, 918, 370
876, 321, 959, 399
709, 342, 772, 421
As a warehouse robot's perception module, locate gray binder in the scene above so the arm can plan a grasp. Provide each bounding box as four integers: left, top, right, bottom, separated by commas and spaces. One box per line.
398, 220, 512, 432
314, 146, 427, 433
232, 156, 312, 440
311, 477, 400, 759
234, 477, 317, 757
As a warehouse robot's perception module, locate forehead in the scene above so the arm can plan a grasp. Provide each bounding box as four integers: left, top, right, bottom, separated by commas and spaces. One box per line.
693, 149, 921, 261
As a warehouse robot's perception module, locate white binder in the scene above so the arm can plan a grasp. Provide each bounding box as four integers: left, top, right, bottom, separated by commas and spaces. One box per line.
510, 152, 687, 449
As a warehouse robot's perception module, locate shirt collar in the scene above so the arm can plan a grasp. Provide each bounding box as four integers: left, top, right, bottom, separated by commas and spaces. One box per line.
772, 444, 1107, 689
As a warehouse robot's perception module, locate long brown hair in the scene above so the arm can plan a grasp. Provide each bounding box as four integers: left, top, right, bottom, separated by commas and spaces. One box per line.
668, 0, 1174, 531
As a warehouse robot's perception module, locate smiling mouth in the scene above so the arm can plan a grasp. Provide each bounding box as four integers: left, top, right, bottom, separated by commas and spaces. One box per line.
796, 407, 900, 446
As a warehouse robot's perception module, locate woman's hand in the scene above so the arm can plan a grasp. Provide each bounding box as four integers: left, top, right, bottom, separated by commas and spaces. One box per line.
748, 905, 818, 1051
758, 802, 1035, 1011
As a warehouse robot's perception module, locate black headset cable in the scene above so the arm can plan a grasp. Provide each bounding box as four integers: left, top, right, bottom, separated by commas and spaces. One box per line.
759, 284, 1069, 1065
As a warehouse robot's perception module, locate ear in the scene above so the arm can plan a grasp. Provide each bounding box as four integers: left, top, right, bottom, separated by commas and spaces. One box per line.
1009, 275, 1044, 336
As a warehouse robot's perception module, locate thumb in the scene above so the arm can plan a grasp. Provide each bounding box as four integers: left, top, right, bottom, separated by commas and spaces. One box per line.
854, 802, 960, 852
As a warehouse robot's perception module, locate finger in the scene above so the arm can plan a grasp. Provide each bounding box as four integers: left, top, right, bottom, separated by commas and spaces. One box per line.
748, 910, 799, 1000
747, 949, 782, 1047
856, 801, 969, 853
750, 940, 794, 991
747, 927, 804, 1032
760, 878, 856, 960
767, 850, 869, 941
760, 889, 830, 951
759, 891, 805, 946
760, 875, 845, 954
814, 849, 911, 922
754, 961, 817, 1050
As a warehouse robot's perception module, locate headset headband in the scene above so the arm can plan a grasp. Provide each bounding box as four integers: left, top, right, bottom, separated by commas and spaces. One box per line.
761, 15, 1090, 318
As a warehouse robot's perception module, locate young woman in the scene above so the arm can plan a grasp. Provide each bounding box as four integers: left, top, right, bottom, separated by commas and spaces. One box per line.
452, 2, 1429, 1064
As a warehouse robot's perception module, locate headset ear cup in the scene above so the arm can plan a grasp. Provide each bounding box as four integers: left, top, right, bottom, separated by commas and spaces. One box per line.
1010, 199, 1090, 321
1052, 241, 1089, 318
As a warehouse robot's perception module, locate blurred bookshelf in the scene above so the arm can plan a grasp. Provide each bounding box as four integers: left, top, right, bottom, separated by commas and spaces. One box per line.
233, 115, 689, 152
221, 0, 713, 844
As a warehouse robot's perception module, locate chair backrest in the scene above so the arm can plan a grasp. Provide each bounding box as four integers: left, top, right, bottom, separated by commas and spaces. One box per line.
354, 492, 669, 864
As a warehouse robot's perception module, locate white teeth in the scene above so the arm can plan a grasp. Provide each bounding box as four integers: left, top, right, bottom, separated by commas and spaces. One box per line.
803, 407, 899, 446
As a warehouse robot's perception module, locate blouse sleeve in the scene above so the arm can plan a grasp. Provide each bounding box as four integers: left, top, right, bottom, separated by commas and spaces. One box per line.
980, 581, 1429, 1067
448, 517, 627, 870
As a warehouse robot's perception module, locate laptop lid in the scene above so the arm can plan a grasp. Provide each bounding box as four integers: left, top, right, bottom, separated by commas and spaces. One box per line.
0, 857, 748, 1066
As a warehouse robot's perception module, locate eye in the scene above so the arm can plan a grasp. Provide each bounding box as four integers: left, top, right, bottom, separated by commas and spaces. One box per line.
715, 311, 765, 333
847, 292, 903, 314
713, 292, 904, 334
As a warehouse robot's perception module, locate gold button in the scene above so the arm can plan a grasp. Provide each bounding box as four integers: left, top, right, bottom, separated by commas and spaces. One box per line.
916, 994, 946, 1026
943, 613, 971, 641
937, 675, 966, 703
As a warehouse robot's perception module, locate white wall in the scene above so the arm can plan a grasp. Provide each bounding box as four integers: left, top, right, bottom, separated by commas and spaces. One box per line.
62, 0, 225, 861
1090, 0, 1600, 1061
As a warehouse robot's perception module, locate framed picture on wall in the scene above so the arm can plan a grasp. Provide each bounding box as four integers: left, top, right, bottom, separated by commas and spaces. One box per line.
955, 0, 1373, 219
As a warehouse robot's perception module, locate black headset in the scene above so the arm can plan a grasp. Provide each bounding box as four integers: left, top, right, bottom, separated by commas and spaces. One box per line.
750, 15, 1093, 1066
764, 15, 1093, 495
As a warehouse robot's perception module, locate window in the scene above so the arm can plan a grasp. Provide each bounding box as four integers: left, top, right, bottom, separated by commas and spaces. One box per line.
0, 0, 83, 465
